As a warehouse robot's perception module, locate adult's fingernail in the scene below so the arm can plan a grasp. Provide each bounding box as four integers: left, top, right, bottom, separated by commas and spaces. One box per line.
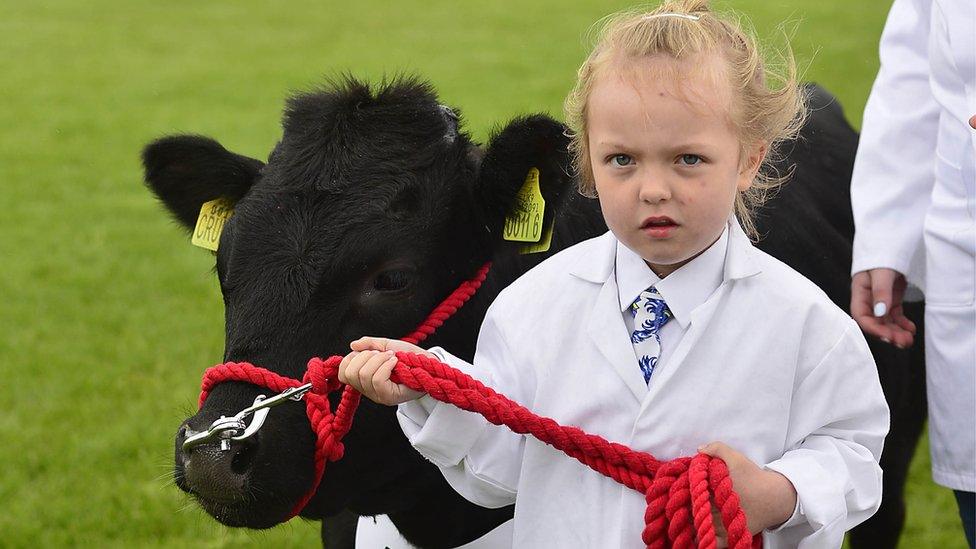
881, 337, 891, 344
873, 302, 887, 317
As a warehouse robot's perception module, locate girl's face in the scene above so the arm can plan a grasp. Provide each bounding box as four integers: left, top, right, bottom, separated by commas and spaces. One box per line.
587, 55, 764, 277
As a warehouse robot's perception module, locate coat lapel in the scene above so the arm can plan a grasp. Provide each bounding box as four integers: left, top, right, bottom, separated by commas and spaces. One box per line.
571, 233, 648, 403
640, 285, 724, 411
640, 220, 761, 409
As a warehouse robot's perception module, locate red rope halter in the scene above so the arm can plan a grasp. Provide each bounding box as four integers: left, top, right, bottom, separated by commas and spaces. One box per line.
194, 262, 759, 548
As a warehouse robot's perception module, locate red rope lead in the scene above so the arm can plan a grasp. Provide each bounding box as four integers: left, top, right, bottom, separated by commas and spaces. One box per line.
196, 262, 492, 519
191, 261, 760, 548
382, 352, 758, 549
400, 262, 491, 346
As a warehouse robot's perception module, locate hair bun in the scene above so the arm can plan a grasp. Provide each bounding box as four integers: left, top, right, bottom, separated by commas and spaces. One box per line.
660, 0, 711, 15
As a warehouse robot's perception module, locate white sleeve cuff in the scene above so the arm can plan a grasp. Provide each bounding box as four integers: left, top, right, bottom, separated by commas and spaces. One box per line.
763, 465, 805, 532
395, 347, 491, 468
762, 454, 846, 536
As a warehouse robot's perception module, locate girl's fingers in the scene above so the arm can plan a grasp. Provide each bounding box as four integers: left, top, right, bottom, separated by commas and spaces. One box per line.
698, 441, 732, 460
347, 351, 374, 391
375, 354, 401, 403
358, 351, 386, 398
350, 351, 380, 392
342, 340, 433, 402
361, 352, 400, 404
711, 508, 729, 548
337, 351, 359, 384
351, 336, 390, 352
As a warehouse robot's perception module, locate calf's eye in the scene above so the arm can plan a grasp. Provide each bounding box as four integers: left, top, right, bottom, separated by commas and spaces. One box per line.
373, 269, 414, 292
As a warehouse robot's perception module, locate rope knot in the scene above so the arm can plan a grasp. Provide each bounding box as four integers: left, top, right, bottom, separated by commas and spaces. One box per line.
327, 442, 345, 462
305, 356, 343, 394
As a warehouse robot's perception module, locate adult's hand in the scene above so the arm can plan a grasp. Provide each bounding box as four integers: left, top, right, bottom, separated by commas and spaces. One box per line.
851, 268, 916, 348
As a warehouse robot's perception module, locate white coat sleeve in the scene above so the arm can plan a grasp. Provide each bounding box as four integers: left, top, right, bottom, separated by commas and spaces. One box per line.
396, 308, 529, 509
763, 322, 890, 548
850, 0, 938, 286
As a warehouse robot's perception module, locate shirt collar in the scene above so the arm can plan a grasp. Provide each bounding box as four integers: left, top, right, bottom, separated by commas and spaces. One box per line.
568, 218, 760, 285
614, 225, 729, 329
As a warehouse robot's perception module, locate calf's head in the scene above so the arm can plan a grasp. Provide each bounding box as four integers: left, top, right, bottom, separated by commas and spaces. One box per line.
145, 77, 575, 527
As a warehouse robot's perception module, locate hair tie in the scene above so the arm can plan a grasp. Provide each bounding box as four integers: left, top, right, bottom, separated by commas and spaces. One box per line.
641, 13, 701, 21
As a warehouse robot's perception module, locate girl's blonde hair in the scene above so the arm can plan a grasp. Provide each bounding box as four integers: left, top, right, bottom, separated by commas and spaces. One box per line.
564, 0, 807, 238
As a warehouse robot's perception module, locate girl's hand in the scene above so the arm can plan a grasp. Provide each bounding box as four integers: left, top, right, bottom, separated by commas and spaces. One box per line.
337, 337, 433, 405
699, 441, 797, 539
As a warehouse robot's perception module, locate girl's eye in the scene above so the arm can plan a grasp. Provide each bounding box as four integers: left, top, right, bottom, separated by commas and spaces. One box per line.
610, 154, 633, 167
678, 154, 702, 166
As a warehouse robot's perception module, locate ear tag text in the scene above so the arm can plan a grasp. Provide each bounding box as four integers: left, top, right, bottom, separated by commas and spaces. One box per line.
191, 198, 234, 251
503, 167, 545, 243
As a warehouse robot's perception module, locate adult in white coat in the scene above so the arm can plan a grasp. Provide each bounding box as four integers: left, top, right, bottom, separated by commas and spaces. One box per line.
849, 0, 975, 545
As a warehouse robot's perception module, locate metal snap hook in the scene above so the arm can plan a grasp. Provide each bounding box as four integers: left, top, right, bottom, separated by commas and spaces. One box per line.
181, 383, 314, 453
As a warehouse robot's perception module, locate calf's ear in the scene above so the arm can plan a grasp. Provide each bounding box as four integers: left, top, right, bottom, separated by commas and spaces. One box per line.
141, 135, 264, 231
475, 115, 576, 244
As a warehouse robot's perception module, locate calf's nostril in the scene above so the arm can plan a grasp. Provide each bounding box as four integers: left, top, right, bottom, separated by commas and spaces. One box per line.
182, 443, 249, 502
230, 440, 258, 475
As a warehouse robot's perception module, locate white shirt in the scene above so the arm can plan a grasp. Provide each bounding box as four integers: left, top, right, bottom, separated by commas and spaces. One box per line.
616, 226, 728, 375
399, 220, 888, 548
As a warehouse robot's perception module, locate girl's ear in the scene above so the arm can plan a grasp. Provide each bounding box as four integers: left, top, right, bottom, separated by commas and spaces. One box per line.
141, 135, 264, 230
737, 142, 767, 192
475, 115, 576, 245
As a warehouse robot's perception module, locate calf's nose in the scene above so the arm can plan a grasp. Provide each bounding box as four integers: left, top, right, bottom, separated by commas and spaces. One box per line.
176, 423, 260, 502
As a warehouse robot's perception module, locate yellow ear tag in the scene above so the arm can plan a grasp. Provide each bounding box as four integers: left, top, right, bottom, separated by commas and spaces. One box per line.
503, 167, 545, 243
191, 198, 234, 251
520, 223, 553, 255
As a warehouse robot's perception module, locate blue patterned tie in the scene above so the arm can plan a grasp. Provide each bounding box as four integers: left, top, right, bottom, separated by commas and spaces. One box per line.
629, 286, 673, 384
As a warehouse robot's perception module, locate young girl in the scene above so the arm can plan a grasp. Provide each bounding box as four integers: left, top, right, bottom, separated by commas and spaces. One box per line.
339, 1, 889, 547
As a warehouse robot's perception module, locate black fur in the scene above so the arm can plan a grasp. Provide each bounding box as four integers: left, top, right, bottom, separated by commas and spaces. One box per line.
142, 135, 264, 229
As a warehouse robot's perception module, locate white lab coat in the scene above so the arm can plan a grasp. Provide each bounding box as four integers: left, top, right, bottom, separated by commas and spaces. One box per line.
397, 221, 889, 548
850, 0, 975, 492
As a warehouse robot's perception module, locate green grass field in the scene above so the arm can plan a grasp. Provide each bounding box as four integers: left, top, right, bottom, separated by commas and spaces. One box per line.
0, 0, 967, 547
